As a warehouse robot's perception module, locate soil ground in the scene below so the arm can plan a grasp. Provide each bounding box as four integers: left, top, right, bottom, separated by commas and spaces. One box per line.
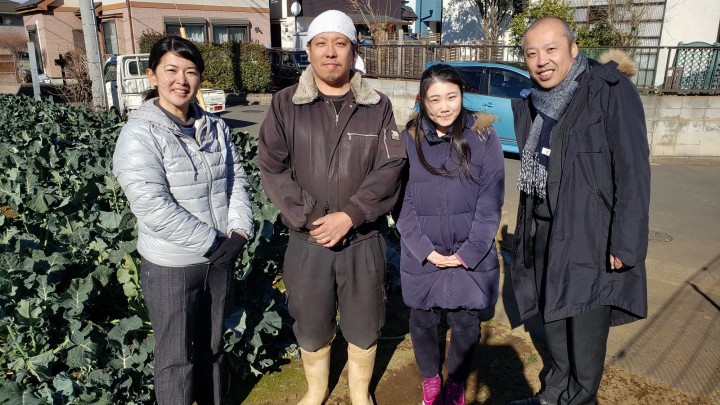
228, 293, 717, 405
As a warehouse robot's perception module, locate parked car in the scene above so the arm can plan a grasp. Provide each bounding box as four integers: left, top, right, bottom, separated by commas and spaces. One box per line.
425, 61, 532, 154
103, 54, 226, 120
267, 48, 309, 89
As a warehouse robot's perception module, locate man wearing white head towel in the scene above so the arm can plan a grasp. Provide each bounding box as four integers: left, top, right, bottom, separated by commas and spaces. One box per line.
258, 10, 406, 405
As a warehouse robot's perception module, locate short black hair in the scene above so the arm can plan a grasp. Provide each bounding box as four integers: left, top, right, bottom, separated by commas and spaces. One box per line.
143, 36, 205, 102
148, 36, 205, 74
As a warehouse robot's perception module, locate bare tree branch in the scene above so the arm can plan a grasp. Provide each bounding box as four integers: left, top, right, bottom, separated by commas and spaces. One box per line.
473, 0, 513, 40
58, 49, 93, 106
604, 0, 654, 45
345, 0, 400, 44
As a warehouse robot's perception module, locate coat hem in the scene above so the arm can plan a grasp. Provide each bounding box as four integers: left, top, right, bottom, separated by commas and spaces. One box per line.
532, 300, 647, 326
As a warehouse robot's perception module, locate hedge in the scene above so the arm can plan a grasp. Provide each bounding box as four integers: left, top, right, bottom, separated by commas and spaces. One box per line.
137, 30, 272, 93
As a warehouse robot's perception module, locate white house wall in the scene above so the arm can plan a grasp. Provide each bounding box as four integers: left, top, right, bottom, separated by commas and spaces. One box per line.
655, 0, 720, 87
441, 0, 483, 44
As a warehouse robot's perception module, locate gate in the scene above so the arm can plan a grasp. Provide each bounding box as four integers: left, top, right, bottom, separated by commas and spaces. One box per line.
0, 54, 17, 83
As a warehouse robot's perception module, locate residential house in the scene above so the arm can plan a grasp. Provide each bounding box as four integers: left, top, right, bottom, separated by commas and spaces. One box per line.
0, 0, 25, 38
16, 0, 271, 82
413, 0, 441, 35
269, 0, 416, 48
567, 0, 720, 87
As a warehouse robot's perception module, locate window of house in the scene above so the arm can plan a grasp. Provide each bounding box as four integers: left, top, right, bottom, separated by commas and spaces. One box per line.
72, 29, 85, 51
210, 18, 250, 44
588, 5, 608, 24
27, 27, 43, 74
2, 16, 12, 26
166, 24, 206, 43
101, 20, 119, 54
213, 25, 248, 43
488, 69, 531, 99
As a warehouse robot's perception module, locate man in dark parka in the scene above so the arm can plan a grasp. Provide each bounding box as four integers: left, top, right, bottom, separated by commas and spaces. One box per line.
508, 17, 651, 405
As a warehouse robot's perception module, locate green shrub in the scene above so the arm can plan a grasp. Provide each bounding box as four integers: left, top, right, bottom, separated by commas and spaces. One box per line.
135, 31, 271, 93
238, 41, 272, 93
577, 22, 633, 48
197, 41, 241, 92
0, 95, 291, 403
508, 0, 634, 50
138, 29, 168, 54
508, 0, 577, 47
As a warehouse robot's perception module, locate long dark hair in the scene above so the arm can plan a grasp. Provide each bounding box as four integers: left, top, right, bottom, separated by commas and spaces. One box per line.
143, 36, 205, 101
410, 64, 479, 183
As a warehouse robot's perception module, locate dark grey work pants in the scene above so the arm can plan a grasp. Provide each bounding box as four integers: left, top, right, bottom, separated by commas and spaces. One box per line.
283, 234, 387, 352
534, 218, 612, 405
409, 308, 480, 381
140, 257, 234, 405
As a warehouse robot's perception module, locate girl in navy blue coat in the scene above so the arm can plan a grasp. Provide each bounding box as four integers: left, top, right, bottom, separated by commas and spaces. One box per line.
397, 64, 505, 405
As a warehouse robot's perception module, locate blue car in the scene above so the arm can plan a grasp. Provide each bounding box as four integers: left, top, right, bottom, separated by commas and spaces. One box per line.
425, 61, 531, 154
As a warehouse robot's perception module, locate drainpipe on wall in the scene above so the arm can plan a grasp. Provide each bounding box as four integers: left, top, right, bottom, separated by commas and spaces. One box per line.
126, 0, 135, 53
35, 19, 44, 72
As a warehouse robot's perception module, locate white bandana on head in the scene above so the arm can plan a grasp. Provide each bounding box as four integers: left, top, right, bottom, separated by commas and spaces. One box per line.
306, 9, 358, 50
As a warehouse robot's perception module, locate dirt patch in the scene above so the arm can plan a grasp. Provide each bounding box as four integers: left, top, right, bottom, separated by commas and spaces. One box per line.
229, 291, 717, 405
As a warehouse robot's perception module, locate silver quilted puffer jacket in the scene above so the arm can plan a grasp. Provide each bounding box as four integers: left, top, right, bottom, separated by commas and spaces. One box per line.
113, 99, 254, 266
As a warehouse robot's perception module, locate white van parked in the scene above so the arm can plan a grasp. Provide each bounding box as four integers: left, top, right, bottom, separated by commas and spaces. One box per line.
104, 54, 226, 120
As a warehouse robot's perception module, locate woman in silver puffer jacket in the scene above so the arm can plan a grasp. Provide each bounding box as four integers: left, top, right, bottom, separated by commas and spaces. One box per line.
112, 36, 253, 405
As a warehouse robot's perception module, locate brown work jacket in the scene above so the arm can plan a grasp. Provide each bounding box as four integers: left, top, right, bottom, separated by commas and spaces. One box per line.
258, 66, 406, 244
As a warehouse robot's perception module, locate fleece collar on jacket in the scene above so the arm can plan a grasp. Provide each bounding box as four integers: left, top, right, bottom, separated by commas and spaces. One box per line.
292, 65, 381, 106
598, 49, 639, 77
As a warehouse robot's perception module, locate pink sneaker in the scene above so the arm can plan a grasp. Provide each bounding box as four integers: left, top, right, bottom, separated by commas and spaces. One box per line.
422, 375, 444, 405
445, 378, 465, 405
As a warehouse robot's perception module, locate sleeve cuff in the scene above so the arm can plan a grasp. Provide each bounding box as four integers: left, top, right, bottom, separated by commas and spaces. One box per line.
411, 237, 436, 264
203, 233, 219, 258
342, 203, 366, 228
454, 253, 469, 269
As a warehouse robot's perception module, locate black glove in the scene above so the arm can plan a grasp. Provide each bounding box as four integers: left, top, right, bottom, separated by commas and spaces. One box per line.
208, 233, 247, 270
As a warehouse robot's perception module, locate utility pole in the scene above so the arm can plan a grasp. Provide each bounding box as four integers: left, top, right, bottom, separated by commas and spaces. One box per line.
79, 0, 106, 110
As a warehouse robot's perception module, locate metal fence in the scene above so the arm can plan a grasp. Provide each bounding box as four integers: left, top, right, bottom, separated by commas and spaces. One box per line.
361, 44, 720, 94
662, 46, 720, 94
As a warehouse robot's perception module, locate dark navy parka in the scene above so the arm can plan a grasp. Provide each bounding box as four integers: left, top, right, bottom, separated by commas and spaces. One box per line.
510, 52, 651, 326
397, 112, 505, 310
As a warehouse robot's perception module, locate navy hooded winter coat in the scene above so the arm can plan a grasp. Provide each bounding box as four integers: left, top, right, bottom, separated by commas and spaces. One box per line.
510, 51, 650, 326
397, 112, 505, 310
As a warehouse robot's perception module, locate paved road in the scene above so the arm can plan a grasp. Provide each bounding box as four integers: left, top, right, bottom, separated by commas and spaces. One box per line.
218, 101, 270, 139
496, 158, 720, 398
221, 102, 720, 397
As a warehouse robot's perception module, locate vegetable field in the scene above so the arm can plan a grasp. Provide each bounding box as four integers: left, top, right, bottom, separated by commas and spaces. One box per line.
0, 95, 292, 404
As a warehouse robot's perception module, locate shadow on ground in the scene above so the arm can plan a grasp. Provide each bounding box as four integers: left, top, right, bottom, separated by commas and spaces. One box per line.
611, 253, 720, 398
220, 116, 256, 130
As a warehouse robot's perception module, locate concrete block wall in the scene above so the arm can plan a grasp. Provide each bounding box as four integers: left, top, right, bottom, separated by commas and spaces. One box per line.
365, 77, 720, 159
364, 78, 419, 128
642, 95, 720, 160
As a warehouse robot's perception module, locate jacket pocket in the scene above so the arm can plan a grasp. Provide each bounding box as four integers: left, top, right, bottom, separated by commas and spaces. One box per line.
347, 132, 378, 150
577, 115, 604, 153
347, 132, 378, 139
591, 188, 611, 213
383, 128, 406, 159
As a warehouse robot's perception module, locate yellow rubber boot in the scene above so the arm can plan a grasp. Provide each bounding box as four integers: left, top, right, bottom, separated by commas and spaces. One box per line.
347, 343, 376, 405
298, 343, 331, 405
